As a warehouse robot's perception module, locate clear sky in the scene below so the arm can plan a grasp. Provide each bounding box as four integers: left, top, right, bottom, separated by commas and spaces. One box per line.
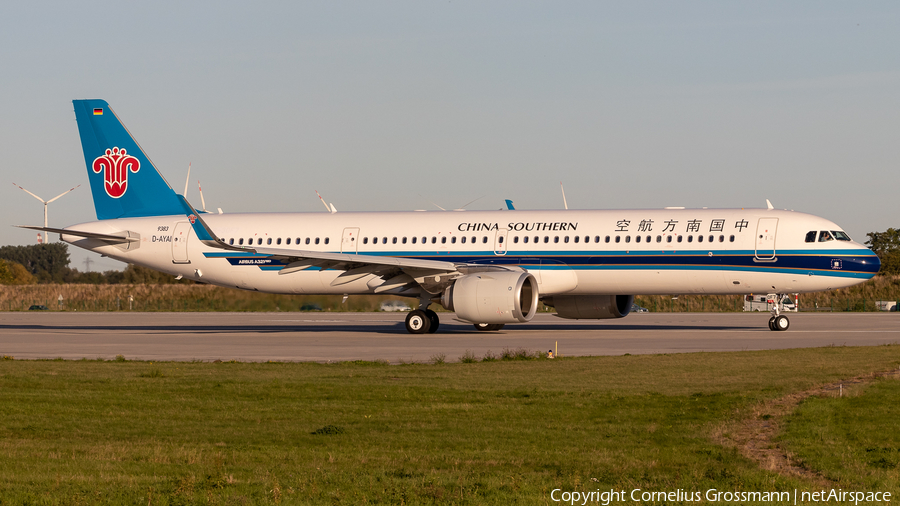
2, 1, 898, 272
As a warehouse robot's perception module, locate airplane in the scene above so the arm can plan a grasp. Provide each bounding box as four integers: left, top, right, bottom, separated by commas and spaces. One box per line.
20, 99, 881, 334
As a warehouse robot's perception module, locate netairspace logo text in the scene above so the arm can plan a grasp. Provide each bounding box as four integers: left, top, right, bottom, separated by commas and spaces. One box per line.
550, 488, 892, 505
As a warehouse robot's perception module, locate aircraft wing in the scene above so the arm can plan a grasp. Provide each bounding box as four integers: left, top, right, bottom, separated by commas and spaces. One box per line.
177, 195, 467, 291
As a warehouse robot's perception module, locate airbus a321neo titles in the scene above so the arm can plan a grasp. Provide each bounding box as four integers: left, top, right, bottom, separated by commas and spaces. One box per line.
20, 100, 880, 334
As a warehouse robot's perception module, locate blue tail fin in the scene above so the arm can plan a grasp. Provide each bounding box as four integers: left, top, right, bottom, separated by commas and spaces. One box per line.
73, 99, 183, 220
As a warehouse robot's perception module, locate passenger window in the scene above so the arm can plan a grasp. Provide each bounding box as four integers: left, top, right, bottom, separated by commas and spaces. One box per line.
393, 237, 398, 244
666, 236, 672, 243
677, 236, 683, 243
615, 236, 620, 243
295, 238, 300, 245
729, 235, 735, 242
635, 236, 641, 243
257, 238, 263, 245
431, 237, 437, 244
533, 236, 538, 243
719, 235, 724, 242
688, 236, 693, 243
286, 238, 291, 245
363, 237, 368, 244
324, 237, 329, 245
573, 236, 579, 243
605, 236, 610, 243
625, 236, 631, 243
472, 237, 477, 244
451, 237, 456, 244
383, 237, 388, 244
498, 236, 504, 244
441, 237, 446, 244
544, 236, 549, 243
315, 238, 320, 245
554, 236, 560, 243
708, 235, 714, 243
229, 238, 234, 245
483, 236, 488, 244
819, 231, 834, 242
423, 237, 427, 244
805, 231, 817, 243
461, 237, 466, 244
514, 236, 519, 243
523, 236, 529, 243
267, 238, 272, 245
238, 238, 244, 245
277, 238, 282, 245
698, 235, 703, 243
411, 237, 417, 244
585, 236, 590, 243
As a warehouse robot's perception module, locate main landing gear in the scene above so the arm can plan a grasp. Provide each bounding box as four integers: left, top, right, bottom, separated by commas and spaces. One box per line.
473, 323, 505, 332
405, 309, 439, 334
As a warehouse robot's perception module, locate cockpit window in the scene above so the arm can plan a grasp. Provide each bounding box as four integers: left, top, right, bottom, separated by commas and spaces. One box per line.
832, 231, 851, 241
818, 231, 834, 242
805, 231, 817, 243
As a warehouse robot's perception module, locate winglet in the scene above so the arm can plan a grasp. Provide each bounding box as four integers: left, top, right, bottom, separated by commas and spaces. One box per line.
176, 195, 247, 251
766, 199, 774, 210
505, 199, 516, 210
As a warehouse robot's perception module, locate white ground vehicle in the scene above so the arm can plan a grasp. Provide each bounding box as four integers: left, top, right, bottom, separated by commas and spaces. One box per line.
743, 294, 797, 313
380, 300, 412, 312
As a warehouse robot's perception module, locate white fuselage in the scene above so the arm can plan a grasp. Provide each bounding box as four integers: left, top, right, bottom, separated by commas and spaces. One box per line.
62, 207, 879, 298
63, 209, 879, 296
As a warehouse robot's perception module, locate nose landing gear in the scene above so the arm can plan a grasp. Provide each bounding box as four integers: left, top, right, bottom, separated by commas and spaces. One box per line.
767, 296, 790, 331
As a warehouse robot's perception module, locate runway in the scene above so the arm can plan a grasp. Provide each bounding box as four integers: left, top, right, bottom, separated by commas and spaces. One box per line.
1, 312, 898, 363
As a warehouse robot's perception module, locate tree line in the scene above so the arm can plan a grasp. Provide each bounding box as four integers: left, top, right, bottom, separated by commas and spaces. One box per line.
0, 243, 193, 285
1, 229, 899, 285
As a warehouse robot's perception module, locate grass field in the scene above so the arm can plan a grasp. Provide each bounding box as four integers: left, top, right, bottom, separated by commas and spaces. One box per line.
1, 346, 899, 504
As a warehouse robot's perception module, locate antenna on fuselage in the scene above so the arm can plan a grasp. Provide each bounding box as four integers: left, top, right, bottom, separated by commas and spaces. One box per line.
560, 182, 569, 210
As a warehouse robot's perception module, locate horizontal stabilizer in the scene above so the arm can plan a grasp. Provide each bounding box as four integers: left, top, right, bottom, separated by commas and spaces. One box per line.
16, 225, 139, 243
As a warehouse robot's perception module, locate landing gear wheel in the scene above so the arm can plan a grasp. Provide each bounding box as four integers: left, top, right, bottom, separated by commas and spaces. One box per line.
405, 310, 431, 334
424, 309, 439, 333
474, 323, 505, 331
773, 315, 790, 331
768, 316, 776, 331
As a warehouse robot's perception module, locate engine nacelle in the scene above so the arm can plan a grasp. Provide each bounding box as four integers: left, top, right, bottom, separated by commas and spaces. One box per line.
543, 295, 634, 319
441, 271, 539, 324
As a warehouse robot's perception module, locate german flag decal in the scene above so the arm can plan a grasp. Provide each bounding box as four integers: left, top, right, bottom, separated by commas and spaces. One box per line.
93, 108, 103, 115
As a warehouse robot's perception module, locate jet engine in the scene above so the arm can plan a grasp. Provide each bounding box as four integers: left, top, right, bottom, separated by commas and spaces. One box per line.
441, 271, 539, 324
543, 294, 634, 319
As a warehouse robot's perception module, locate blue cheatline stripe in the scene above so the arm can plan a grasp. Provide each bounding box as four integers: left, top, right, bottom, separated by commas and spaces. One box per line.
202, 249, 879, 277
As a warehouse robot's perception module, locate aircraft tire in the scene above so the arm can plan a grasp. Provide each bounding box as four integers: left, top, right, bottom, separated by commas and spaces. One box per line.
774, 315, 790, 331
425, 309, 439, 333
474, 323, 504, 331
405, 310, 431, 334
768, 316, 776, 331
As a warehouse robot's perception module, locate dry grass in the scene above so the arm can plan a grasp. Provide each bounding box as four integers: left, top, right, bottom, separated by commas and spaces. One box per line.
2, 275, 899, 312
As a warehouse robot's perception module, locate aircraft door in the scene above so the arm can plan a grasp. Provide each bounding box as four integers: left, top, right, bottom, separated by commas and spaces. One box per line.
172, 221, 191, 264
755, 218, 778, 260
342, 227, 359, 253
493, 228, 508, 256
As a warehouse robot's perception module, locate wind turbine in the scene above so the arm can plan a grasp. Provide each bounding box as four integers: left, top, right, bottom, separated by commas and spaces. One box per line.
12, 183, 80, 243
